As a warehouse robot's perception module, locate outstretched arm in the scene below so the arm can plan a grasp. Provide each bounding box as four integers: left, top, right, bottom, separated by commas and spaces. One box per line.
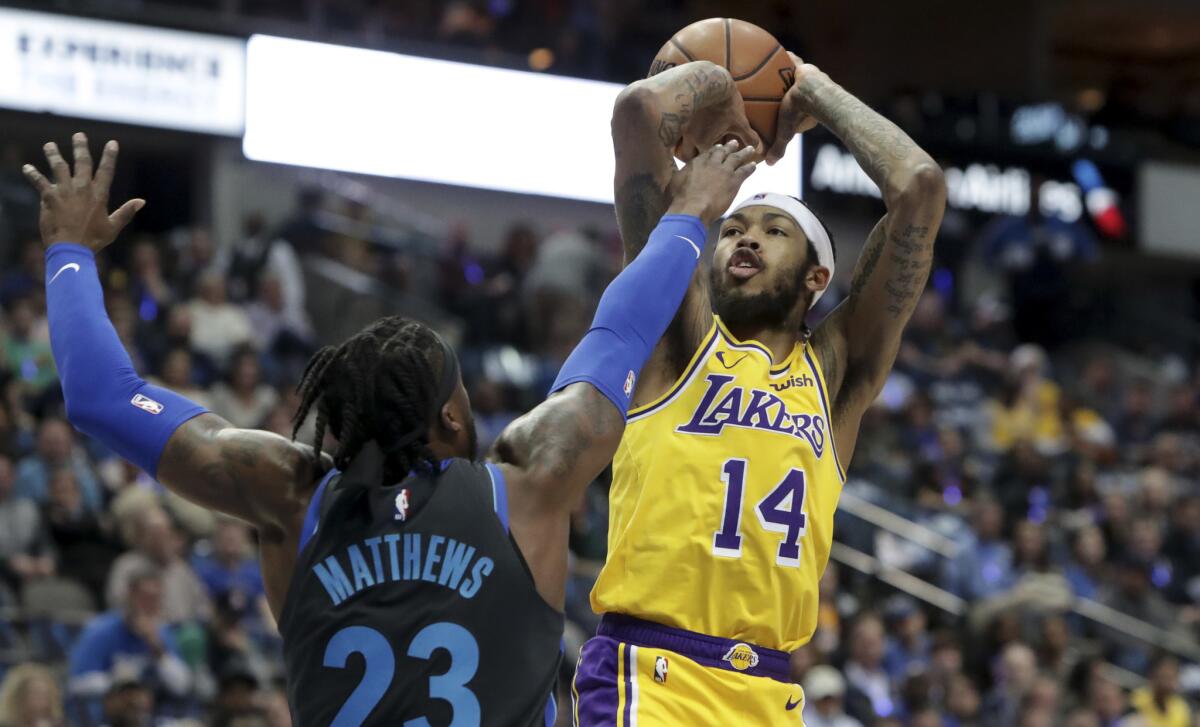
491, 142, 757, 607
25, 135, 317, 543
778, 62, 947, 460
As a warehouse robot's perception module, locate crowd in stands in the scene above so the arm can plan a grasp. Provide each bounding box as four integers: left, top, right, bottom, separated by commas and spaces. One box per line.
0, 168, 1195, 727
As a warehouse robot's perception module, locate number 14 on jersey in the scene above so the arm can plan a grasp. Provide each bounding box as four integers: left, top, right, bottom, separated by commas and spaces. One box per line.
713, 459, 808, 567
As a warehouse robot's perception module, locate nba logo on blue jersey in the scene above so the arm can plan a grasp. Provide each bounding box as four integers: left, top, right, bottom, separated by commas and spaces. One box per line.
624, 370, 636, 397
654, 656, 668, 684
130, 393, 163, 415
394, 489, 410, 521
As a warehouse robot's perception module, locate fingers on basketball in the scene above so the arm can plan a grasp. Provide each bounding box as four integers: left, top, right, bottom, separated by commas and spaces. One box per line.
653, 18, 795, 149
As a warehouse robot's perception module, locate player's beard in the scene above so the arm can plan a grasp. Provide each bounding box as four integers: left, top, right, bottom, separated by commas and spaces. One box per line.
709, 261, 809, 330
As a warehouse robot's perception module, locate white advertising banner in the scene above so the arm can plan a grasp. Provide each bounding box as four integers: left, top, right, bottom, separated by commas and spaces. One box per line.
0, 7, 245, 135
243, 34, 801, 204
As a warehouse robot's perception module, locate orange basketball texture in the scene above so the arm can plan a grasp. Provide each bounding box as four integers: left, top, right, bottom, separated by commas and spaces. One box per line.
650, 18, 795, 151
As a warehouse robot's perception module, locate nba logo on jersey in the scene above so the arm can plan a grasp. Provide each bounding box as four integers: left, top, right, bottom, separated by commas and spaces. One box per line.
654, 656, 668, 684
624, 370, 636, 397
722, 643, 760, 672
394, 489, 410, 521
130, 394, 163, 415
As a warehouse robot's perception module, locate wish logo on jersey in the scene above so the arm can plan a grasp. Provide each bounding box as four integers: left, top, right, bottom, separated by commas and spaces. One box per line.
675, 373, 827, 457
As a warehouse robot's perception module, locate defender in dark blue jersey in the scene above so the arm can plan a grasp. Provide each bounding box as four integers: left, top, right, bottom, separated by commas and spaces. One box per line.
25, 133, 756, 726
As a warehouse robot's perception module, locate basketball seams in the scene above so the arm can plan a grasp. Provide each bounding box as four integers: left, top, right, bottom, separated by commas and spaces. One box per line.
732, 44, 783, 82
723, 18, 731, 70
669, 37, 696, 62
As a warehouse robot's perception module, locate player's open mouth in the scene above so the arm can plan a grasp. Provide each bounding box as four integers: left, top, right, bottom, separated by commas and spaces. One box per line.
728, 248, 763, 280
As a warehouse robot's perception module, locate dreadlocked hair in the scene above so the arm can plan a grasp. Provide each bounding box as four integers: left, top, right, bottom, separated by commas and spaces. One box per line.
292, 316, 445, 484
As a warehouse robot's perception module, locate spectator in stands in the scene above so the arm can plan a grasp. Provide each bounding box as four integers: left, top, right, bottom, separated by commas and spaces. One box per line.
988, 344, 1068, 455
128, 238, 172, 328
206, 590, 272, 690
168, 225, 217, 301
0, 662, 63, 727
187, 271, 253, 368
274, 187, 325, 258
1162, 494, 1199, 605
150, 347, 214, 412
1114, 379, 1157, 449
843, 613, 895, 721
44, 466, 121, 604
1011, 519, 1052, 578
217, 214, 301, 307
882, 595, 931, 684
1130, 654, 1192, 727
943, 497, 1015, 600
942, 672, 981, 727
68, 568, 191, 720
0, 452, 54, 594
1, 296, 55, 401
14, 418, 102, 512
209, 347, 278, 430
804, 665, 864, 727
245, 275, 314, 381
0, 395, 29, 458
99, 677, 154, 727
1086, 674, 1128, 727
0, 241, 44, 307
981, 641, 1038, 727
192, 518, 265, 609
106, 505, 210, 625
1096, 555, 1181, 673
1062, 708, 1101, 727
1064, 525, 1108, 600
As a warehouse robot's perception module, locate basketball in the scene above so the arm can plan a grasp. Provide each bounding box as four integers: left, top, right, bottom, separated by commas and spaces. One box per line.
650, 18, 796, 151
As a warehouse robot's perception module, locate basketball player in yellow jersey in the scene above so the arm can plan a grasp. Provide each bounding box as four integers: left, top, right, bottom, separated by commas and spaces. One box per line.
572, 54, 947, 726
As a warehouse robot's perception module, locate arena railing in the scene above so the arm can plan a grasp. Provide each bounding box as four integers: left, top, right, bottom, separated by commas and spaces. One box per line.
832, 482, 1200, 666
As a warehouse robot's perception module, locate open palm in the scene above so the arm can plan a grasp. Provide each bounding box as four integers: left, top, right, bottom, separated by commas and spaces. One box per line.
22, 132, 144, 253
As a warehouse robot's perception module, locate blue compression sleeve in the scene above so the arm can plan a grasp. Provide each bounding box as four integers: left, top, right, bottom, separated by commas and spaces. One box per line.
45, 244, 207, 477
550, 214, 706, 417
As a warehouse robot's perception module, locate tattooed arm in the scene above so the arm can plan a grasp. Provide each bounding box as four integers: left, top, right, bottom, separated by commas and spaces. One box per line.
795, 65, 947, 461
611, 62, 758, 402
490, 385, 623, 608
611, 61, 750, 262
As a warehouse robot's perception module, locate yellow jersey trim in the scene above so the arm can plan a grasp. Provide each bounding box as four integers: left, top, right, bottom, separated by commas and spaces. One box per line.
627, 322, 720, 421
804, 344, 846, 482
712, 317, 801, 379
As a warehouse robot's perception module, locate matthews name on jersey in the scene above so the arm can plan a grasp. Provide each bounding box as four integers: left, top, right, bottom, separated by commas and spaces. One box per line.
279, 445, 562, 727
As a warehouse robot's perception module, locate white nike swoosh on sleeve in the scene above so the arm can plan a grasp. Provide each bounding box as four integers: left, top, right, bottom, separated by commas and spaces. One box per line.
48, 262, 80, 284
674, 235, 701, 259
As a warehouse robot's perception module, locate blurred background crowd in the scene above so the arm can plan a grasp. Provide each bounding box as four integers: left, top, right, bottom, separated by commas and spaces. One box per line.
0, 1, 1198, 726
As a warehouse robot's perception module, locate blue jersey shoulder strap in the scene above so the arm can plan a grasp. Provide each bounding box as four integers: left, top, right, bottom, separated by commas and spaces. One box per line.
297, 468, 339, 555
483, 462, 509, 533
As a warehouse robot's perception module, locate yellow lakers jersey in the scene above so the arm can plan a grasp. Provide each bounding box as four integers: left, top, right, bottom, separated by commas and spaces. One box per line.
591, 316, 846, 652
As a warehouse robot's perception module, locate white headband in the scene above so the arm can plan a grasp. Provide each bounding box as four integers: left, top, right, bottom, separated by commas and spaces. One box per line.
729, 192, 835, 305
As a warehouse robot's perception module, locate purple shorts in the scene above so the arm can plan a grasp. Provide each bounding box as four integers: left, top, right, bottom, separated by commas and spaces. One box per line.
572, 614, 799, 727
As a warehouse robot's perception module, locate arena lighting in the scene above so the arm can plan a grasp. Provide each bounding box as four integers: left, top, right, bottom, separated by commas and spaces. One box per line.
243, 35, 801, 205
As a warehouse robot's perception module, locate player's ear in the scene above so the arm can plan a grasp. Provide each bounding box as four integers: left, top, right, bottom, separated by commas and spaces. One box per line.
806, 265, 831, 295
438, 403, 463, 435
